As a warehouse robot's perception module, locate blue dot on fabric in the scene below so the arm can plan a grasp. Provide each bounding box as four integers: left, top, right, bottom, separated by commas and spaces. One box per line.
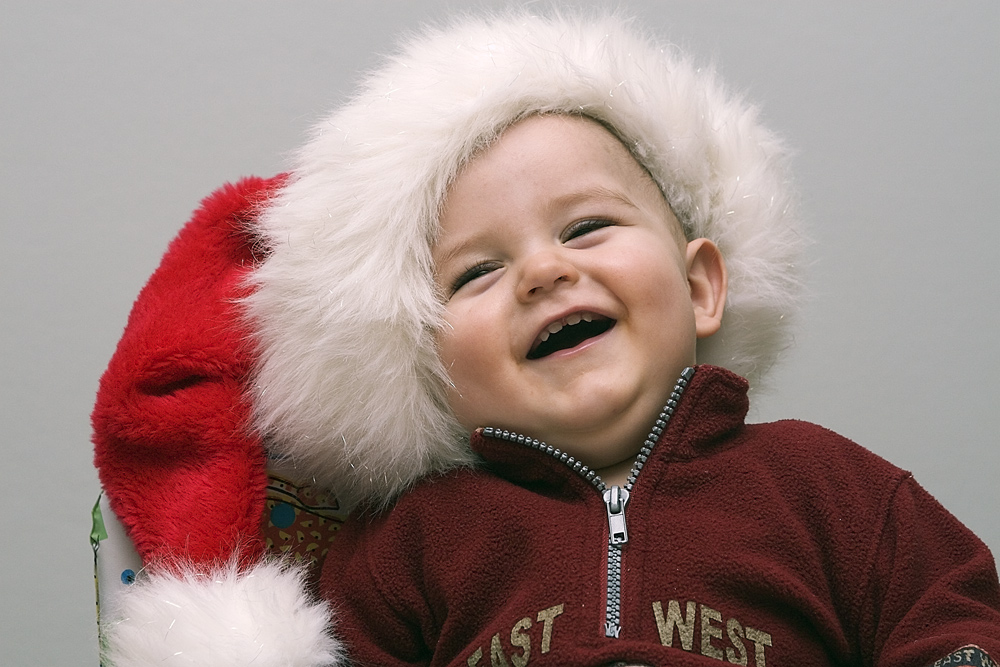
121, 569, 136, 585
270, 502, 296, 529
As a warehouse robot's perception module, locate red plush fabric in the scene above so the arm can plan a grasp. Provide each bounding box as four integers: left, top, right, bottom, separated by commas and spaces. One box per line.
92, 175, 284, 568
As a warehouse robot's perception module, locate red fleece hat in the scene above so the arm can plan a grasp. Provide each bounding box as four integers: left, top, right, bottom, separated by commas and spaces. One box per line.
92, 175, 284, 568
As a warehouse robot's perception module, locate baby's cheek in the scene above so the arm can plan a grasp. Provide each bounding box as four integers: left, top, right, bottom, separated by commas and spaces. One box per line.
437, 336, 491, 426
435, 317, 467, 369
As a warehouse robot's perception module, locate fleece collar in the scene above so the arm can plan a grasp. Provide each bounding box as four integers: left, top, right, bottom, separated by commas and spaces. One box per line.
470, 364, 749, 495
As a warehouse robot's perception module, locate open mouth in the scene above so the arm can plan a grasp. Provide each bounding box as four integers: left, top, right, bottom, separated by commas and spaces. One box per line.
527, 312, 615, 360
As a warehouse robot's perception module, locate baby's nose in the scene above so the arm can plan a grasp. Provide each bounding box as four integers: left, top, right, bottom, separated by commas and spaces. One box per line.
518, 250, 579, 298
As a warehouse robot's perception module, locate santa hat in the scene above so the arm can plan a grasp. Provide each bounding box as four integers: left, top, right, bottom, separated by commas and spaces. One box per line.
245, 11, 804, 508
92, 176, 342, 666
93, 12, 803, 666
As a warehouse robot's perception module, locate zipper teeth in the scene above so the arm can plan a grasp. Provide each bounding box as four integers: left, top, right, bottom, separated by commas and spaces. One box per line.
481, 366, 695, 492
605, 547, 622, 636
623, 366, 695, 491
481, 429, 608, 493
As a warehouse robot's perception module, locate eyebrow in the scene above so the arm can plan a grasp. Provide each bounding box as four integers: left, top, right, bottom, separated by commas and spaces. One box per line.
433, 234, 483, 276
547, 185, 642, 214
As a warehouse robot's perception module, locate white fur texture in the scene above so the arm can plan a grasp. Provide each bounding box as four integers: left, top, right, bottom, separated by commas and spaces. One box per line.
100, 560, 342, 667
245, 12, 804, 506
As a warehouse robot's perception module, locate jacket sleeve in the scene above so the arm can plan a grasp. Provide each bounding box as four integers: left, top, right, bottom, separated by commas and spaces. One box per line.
858, 475, 1000, 666
321, 511, 436, 666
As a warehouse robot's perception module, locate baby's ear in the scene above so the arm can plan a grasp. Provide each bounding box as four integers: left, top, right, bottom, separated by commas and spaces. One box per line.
686, 238, 727, 339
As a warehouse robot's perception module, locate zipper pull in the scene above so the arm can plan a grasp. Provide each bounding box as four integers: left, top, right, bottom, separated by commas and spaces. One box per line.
603, 486, 630, 545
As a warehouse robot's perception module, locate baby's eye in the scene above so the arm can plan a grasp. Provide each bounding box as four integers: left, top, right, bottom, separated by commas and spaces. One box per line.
450, 261, 500, 294
562, 218, 615, 242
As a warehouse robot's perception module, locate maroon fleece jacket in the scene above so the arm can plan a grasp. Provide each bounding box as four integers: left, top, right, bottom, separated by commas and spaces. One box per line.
321, 366, 1000, 666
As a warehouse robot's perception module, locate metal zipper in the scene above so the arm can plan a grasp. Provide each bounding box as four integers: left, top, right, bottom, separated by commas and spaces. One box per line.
483, 366, 695, 640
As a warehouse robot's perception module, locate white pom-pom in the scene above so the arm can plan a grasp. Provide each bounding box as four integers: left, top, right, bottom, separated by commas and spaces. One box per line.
101, 560, 343, 666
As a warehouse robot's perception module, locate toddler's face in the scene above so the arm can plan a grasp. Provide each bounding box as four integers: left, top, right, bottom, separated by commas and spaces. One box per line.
432, 115, 724, 482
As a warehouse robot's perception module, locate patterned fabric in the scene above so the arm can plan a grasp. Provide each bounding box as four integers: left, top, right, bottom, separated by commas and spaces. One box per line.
261, 471, 347, 573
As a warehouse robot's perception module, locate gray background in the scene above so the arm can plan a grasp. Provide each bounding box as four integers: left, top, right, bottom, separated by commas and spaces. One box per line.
3, 1, 997, 664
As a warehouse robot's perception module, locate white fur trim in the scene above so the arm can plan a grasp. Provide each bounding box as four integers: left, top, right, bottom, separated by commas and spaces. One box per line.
245, 12, 804, 505
100, 561, 342, 667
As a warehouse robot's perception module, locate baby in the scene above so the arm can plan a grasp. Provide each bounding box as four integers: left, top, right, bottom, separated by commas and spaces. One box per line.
239, 12, 1000, 667
432, 113, 725, 490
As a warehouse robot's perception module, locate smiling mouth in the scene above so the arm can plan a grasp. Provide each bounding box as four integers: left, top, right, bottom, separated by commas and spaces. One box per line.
527, 312, 616, 360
